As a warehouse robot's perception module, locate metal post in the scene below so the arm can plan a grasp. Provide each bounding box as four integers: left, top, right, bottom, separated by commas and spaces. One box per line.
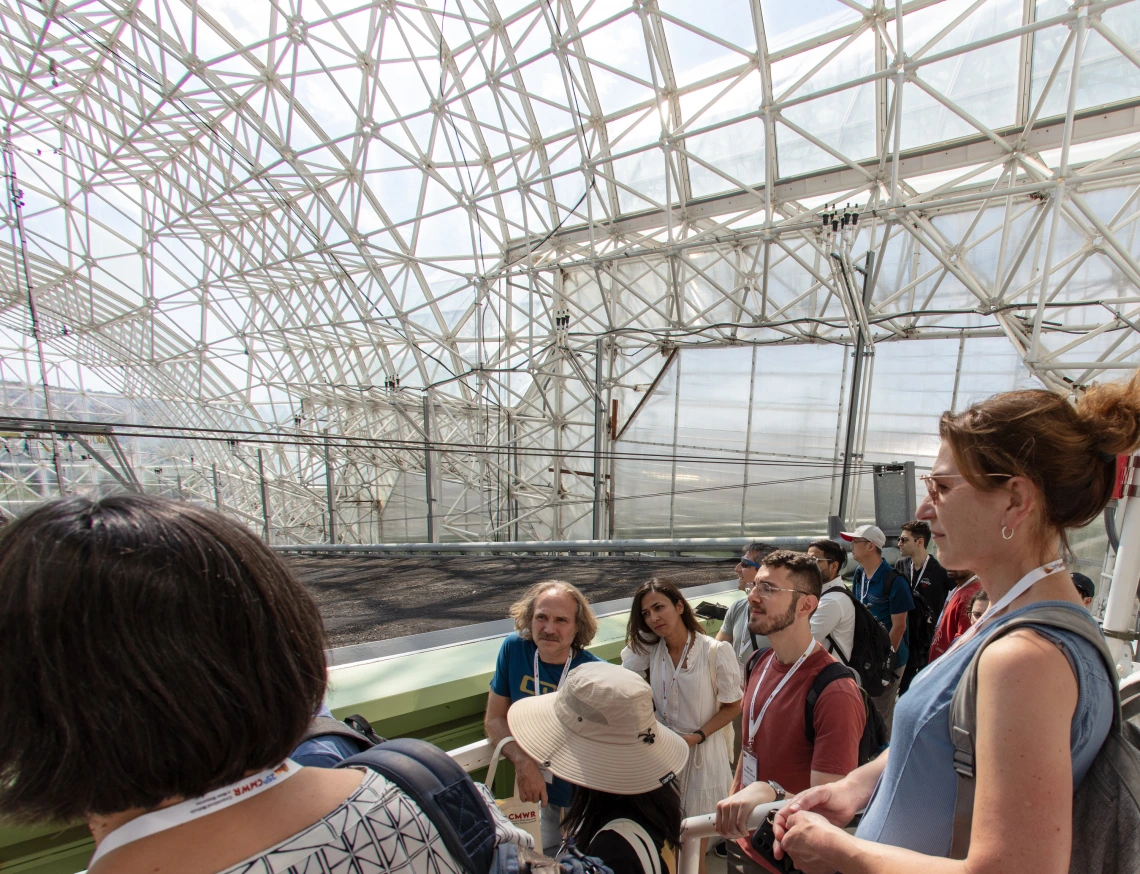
423, 394, 435, 543
1103, 455, 1140, 675
593, 337, 605, 541
668, 351, 682, 537
740, 345, 757, 534
212, 463, 220, 511
324, 433, 337, 544
257, 448, 271, 543
4, 138, 65, 494
837, 251, 875, 527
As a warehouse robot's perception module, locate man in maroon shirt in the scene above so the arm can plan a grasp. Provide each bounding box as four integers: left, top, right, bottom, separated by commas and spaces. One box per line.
714, 550, 866, 874
927, 569, 982, 662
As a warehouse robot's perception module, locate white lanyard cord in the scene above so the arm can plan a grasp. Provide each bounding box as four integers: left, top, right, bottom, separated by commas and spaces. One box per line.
746, 638, 817, 745
932, 561, 1065, 670
88, 759, 301, 867
533, 647, 574, 695
912, 556, 931, 591
660, 633, 693, 720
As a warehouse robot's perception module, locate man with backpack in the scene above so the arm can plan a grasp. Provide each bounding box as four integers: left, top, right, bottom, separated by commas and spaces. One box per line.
893, 521, 951, 694
806, 539, 854, 662
713, 550, 865, 874
842, 524, 914, 739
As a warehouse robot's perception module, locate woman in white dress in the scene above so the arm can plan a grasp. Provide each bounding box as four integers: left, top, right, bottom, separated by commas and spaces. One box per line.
621, 578, 742, 874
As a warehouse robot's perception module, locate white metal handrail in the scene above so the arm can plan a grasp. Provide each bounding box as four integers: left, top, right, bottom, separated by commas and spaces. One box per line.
448, 737, 496, 772
678, 802, 786, 874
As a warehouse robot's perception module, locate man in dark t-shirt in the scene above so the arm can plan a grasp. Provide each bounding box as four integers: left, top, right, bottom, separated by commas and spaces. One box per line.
894, 520, 952, 692
894, 520, 951, 614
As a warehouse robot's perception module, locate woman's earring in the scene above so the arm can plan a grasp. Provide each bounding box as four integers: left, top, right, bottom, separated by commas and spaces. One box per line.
1001, 525, 1015, 540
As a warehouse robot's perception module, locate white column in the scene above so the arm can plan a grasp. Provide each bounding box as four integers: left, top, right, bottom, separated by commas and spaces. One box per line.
1103, 455, 1140, 676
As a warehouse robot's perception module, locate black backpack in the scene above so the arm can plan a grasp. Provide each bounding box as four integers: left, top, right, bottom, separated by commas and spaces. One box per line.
297, 715, 501, 874
904, 579, 936, 676
819, 585, 896, 698
804, 662, 888, 767
338, 738, 500, 874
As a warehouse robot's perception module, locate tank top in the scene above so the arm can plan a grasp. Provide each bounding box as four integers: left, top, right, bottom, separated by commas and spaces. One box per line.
855, 600, 1114, 856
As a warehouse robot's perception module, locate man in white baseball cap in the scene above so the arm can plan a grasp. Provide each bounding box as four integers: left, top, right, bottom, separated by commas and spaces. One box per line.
508, 661, 689, 874
839, 524, 913, 737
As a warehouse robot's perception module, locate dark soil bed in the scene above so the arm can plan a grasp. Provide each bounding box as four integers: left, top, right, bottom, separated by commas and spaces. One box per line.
286, 554, 738, 648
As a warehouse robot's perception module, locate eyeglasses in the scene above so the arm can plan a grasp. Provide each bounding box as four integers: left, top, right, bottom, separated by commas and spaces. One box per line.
738, 557, 761, 570
747, 581, 806, 599
919, 473, 1012, 505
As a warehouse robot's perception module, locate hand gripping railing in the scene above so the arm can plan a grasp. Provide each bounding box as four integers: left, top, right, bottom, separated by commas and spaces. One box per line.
677, 802, 786, 874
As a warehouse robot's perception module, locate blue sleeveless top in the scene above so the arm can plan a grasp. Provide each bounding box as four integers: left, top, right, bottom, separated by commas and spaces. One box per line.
855, 600, 1114, 856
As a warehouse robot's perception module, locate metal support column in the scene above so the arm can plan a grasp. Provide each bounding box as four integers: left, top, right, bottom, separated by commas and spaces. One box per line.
1103, 454, 1140, 675
668, 352, 683, 537
837, 251, 875, 528
324, 433, 337, 544
423, 394, 435, 543
212, 463, 220, 511
593, 337, 605, 541
257, 448, 271, 542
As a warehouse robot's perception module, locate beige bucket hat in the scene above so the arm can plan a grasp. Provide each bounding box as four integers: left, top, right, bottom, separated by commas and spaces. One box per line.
506, 661, 690, 795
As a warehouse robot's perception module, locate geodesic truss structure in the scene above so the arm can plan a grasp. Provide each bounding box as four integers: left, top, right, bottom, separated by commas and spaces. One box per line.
0, 0, 1138, 542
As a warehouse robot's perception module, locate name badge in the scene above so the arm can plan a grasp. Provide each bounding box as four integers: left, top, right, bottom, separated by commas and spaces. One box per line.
540, 766, 554, 784
741, 752, 758, 787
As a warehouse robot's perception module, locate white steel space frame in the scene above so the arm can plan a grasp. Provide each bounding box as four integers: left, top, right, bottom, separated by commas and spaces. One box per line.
0, 1, 1137, 545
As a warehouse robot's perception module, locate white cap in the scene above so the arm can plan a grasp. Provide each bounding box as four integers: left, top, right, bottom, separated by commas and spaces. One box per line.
840, 524, 886, 549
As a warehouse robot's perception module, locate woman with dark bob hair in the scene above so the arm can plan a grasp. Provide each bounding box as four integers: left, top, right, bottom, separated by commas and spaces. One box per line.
0, 494, 523, 874
772, 374, 1140, 873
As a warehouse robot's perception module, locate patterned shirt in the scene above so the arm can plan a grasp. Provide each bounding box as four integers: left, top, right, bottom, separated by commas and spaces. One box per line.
219, 769, 529, 873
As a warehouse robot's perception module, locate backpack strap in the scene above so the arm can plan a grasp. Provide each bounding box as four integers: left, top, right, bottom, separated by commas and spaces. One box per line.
948, 605, 1121, 860
746, 644, 773, 679
804, 662, 859, 744
596, 818, 661, 874
299, 715, 379, 748
338, 737, 497, 874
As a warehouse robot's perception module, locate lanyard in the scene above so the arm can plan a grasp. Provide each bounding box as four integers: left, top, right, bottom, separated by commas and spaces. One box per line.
660, 633, 693, 719
533, 647, 573, 695
928, 561, 1065, 674
857, 566, 877, 602
88, 759, 301, 867
911, 556, 931, 591
746, 637, 817, 746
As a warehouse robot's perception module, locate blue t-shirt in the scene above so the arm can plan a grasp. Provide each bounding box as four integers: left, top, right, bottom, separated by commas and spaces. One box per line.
855, 559, 915, 667
489, 632, 601, 807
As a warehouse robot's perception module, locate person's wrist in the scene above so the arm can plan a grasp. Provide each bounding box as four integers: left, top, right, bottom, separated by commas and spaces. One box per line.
694, 728, 707, 745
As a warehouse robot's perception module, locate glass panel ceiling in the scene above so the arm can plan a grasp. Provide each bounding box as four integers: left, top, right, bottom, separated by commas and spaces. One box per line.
0, 0, 1137, 542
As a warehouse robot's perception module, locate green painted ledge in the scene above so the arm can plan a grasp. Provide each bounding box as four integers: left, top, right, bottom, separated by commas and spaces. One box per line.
0, 586, 742, 873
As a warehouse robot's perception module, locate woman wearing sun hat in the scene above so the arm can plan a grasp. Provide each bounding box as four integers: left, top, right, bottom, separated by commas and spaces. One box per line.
507, 661, 690, 874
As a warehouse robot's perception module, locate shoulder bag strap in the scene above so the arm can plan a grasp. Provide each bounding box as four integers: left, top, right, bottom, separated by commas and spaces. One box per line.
948, 606, 1121, 860
596, 819, 661, 874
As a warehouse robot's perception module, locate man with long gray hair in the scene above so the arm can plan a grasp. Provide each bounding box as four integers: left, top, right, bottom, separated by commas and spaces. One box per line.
484, 580, 600, 854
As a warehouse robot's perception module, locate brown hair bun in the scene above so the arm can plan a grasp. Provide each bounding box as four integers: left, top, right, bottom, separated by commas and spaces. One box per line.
940, 371, 1140, 538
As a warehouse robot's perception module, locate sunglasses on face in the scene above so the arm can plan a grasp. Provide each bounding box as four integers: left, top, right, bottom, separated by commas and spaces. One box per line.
739, 557, 761, 570
920, 472, 1013, 505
